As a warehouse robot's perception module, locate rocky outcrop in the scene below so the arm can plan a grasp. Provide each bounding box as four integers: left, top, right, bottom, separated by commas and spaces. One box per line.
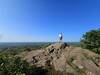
19, 43, 100, 75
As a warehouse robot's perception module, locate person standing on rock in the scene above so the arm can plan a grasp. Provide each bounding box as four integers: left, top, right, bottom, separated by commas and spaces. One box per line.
58, 33, 63, 43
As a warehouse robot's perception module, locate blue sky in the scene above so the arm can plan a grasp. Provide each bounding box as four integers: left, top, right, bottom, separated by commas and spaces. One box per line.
0, 0, 100, 42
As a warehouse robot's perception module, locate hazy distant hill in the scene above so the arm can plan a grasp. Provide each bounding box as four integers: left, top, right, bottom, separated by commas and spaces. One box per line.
0, 42, 80, 48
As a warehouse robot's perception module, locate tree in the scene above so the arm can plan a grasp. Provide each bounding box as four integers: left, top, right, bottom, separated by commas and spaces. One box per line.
80, 29, 100, 54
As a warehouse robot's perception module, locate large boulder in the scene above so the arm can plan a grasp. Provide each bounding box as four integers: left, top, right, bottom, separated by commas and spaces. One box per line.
19, 43, 100, 75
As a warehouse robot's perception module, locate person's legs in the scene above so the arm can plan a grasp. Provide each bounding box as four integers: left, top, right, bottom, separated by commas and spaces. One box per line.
59, 37, 62, 43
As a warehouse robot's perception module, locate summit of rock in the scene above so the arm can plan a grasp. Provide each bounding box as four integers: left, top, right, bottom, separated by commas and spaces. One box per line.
18, 43, 100, 75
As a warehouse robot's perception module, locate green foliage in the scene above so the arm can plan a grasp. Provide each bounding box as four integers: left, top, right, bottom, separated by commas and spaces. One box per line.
0, 54, 31, 75
81, 29, 100, 54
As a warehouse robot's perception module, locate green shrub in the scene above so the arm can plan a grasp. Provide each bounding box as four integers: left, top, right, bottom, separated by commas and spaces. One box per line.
0, 54, 31, 75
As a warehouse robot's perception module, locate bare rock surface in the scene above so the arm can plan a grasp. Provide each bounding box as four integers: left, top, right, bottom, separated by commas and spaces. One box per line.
18, 43, 100, 75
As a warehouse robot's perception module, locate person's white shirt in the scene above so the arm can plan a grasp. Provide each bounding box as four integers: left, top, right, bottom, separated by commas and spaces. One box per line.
59, 34, 62, 38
